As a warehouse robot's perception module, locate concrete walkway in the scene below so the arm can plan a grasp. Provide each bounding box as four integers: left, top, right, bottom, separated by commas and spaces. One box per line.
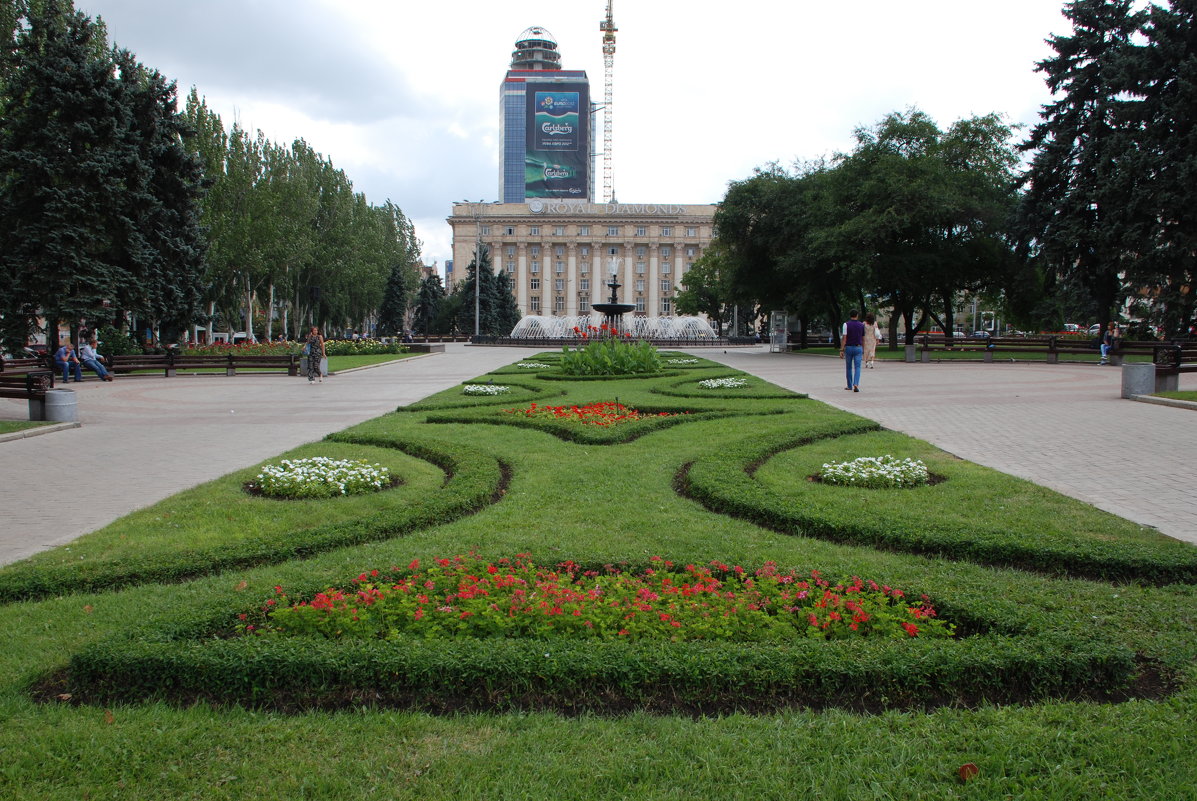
1, 345, 1193, 567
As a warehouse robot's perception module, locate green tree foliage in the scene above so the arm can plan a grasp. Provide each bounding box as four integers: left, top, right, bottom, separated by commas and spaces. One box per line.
714, 110, 1018, 346
675, 241, 734, 334
1017, 0, 1146, 333
455, 248, 518, 337
0, 0, 202, 352
412, 273, 448, 336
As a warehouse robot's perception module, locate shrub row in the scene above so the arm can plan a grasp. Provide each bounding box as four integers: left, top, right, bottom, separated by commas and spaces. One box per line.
652, 372, 809, 400
0, 437, 505, 603
403, 381, 562, 411
680, 431, 1197, 586
60, 625, 1143, 714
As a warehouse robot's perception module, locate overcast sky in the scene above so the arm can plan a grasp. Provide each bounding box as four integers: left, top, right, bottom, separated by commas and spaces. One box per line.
73, 0, 1072, 269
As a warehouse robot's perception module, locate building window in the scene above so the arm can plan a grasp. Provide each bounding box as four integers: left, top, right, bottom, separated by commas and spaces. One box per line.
553, 226, 565, 236
578, 294, 590, 311
555, 261, 565, 274
554, 296, 565, 312
505, 245, 516, 256
530, 261, 540, 273
686, 227, 696, 237
661, 279, 671, 292
635, 226, 646, 236
635, 279, 645, 293
661, 247, 671, 258
686, 247, 696, 257
506, 261, 516, 273
480, 225, 490, 235
607, 226, 620, 236
530, 278, 540, 290
660, 227, 672, 236
580, 246, 590, 256
580, 278, 590, 291
505, 226, 515, 236
661, 298, 672, 314
581, 262, 589, 274
530, 296, 541, 312
661, 262, 671, 274
635, 298, 645, 312
555, 278, 564, 292
635, 262, 646, 274
579, 226, 590, 236
555, 245, 565, 256
529, 226, 540, 236
608, 247, 618, 256
530, 245, 540, 256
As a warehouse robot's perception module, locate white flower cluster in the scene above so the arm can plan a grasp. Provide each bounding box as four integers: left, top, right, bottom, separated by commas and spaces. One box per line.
667, 358, 698, 365
821, 455, 929, 489
463, 384, 510, 395
256, 457, 391, 499
698, 377, 748, 389
516, 362, 552, 369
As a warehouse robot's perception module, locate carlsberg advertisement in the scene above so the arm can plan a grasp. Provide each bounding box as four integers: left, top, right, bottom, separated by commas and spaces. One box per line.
526, 83, 589, 198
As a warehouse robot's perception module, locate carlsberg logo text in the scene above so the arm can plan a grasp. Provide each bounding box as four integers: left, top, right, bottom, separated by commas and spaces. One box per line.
542, 122, 574, 136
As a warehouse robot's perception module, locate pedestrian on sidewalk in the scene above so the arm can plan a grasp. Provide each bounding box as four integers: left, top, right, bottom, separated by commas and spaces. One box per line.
304, 326, 326, 383
840, 310, 865, 392
863, 312, 881, 369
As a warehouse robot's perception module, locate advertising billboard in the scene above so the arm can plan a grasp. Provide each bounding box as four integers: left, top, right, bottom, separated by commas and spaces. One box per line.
525, 82, 589, 198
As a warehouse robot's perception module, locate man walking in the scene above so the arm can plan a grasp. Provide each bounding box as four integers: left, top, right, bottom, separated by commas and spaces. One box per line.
839, 309, 865, 392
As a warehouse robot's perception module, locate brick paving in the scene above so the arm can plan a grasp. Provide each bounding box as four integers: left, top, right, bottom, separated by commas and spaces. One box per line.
1, 344, 1192, 567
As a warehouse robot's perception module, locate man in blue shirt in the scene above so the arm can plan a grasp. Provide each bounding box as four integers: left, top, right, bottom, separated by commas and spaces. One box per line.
839, 309, 865, 392
54, 341, 83, 382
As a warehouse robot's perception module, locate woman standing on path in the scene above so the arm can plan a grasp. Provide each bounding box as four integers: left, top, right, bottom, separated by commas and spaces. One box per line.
305, 326, 326, 383
862, 312, 881, 369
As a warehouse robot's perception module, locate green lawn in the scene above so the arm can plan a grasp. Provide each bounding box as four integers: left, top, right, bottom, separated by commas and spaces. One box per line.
0, 420, 51, 435
1, 354, 1194, 800
1156, 390, 1197, 403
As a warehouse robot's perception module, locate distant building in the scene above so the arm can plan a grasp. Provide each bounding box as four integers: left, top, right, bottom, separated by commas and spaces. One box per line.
448, 201, 715, 318
450, 26, 717, 321
500, 27, 591, 204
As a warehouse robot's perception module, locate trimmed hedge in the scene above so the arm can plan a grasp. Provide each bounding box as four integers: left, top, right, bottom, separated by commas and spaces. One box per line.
60, 613, 1142, 714
0, 437, 505, 603
681, 430, 1197, 585
652, 371, 809, 400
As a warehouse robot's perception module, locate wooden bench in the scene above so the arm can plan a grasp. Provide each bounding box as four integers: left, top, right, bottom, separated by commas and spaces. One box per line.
0, 369, 56, 419
1153, 343, 1197, 392
914, 335, 1158, 364
108, 352, 300, 377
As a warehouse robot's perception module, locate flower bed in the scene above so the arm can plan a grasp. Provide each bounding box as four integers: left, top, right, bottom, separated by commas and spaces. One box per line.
666, 358, 699, 365
463, 384, 510, 395
254, 555, 954, 642
698, 377, 748, 389
515, 362, 553, 369
248, 457, 393, 499
559, 336, 662, 376
503, 401, 683, 427
820, 455, 929, 489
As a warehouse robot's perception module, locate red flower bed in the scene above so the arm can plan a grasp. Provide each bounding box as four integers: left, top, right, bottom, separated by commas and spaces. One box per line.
502, 401, 683, 426
250, 555, 954, 642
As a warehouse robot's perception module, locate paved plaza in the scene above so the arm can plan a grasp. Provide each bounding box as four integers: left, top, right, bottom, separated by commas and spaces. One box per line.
0, 345, 1193, 566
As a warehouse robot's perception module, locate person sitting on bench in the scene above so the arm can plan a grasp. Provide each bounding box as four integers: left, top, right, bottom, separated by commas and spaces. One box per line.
79, 339, 114, 382
54, 341, 83, 382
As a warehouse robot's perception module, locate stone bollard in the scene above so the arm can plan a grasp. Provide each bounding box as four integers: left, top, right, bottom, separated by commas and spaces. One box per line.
1121, 362, 1155, 398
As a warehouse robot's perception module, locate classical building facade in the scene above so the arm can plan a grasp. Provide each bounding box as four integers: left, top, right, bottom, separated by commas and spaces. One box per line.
448, 200, 717, 319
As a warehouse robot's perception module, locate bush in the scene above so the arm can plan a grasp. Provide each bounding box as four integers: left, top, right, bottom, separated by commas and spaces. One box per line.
559, 338, 662, 375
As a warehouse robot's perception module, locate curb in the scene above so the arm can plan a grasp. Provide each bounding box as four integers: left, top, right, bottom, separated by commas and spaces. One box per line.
0, 421, 81, 442
1129, 394, 1197, 412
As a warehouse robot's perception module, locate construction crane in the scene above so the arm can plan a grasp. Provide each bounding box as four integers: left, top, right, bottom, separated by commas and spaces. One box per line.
599, 1, 617, 203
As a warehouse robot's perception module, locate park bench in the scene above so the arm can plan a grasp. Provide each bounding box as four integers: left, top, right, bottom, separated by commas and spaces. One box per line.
108, 352, 300, 377
1153, 343, 1197, 392
0, 369, 56, 419
914, 335, 1159, 364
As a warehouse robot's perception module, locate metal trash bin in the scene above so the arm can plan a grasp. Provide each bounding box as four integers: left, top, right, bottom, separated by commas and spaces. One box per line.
1121, 362, 1155, 398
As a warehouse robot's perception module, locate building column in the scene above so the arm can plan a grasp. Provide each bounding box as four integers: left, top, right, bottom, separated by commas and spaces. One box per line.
566, 244, 578, 317
647, 244, 660, 318
516, 244, 528, 315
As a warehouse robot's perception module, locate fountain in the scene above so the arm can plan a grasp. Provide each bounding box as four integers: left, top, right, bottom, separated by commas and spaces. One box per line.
508, 257, 718, 341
